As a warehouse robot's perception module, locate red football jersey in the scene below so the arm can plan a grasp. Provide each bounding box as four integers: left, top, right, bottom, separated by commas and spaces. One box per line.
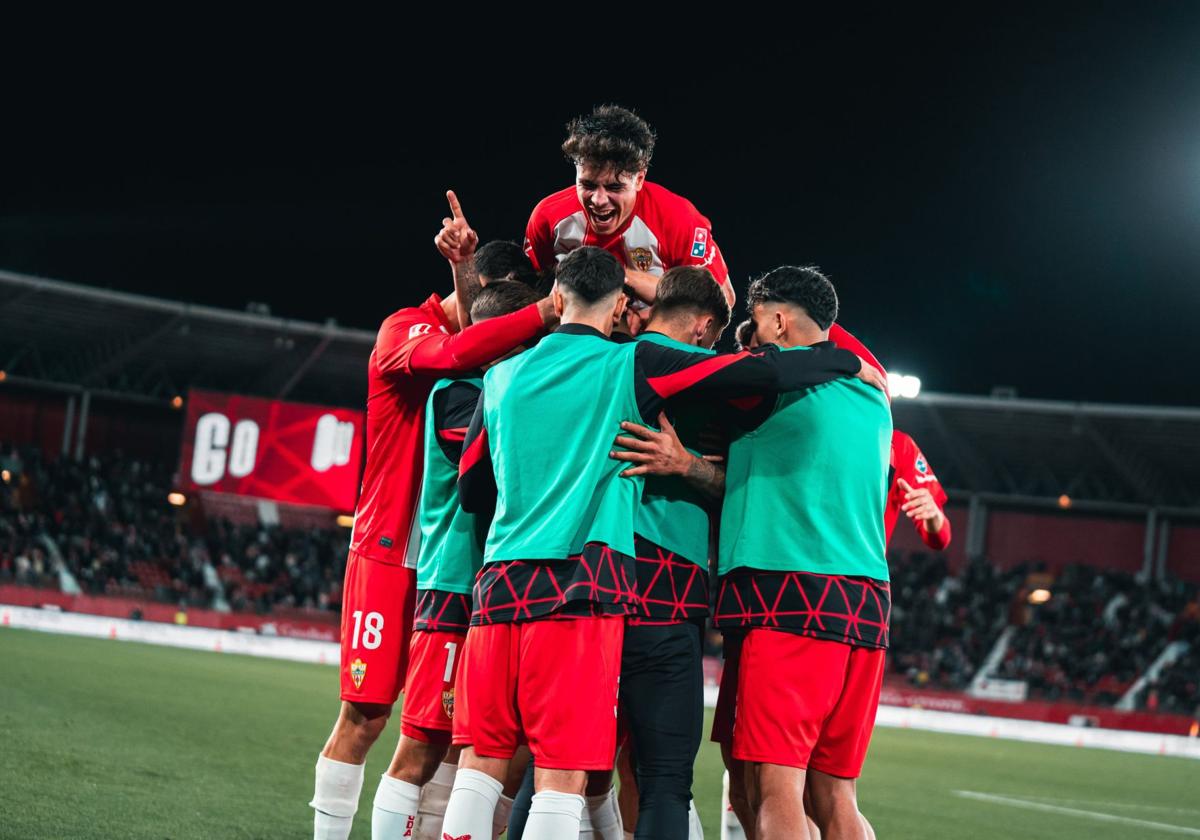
886, 430, 951, 550
524, 182, 731, 290
350, 294, 545, 566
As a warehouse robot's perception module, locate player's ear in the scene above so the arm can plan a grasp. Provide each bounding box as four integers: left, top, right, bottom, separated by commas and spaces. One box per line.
612, 291, 629, 321
774, 308, 787, 340
551, 282, 565, 318
632, 169, 646, 191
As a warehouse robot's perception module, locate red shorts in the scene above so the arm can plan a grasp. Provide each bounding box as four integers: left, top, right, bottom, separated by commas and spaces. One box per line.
400, 628, 467, 742
710, 633, 743, 746
338, 549, 417, 705
732, 630, 885, 778
453, 616, 624, 770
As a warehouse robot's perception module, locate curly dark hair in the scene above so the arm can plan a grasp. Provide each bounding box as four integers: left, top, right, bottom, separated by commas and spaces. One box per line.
745, 266, 839, 331
562, 104, 656, 174
654, 266, 731, 331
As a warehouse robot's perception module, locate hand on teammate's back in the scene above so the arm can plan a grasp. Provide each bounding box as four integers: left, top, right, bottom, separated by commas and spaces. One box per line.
434, 189, 479, 264
609, 412, 718, 478
854, 357, 888, 393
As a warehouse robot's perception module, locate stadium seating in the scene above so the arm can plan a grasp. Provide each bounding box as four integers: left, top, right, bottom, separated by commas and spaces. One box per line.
0, 444, 347, 614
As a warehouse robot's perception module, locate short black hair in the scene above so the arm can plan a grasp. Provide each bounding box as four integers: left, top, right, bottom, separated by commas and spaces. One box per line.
745, 266, 839, 331
470, 279, 541, 322
653, 266, 731, 331
735, 318, 756, 351
562, 105, 656, 175
555, 246, 625, 304
474, 241, 538, 287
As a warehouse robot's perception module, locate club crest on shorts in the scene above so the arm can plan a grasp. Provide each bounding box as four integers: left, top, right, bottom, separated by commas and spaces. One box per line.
350, 658, 367, 690
442, 688, 456, 719
628, 246, 654, 272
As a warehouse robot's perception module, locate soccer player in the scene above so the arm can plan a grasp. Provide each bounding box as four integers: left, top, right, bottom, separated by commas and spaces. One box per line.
369, 281, 542, 840
606, 266, 730, 840
441, 248, 881, 840
524, 104, 736, 308
888, 430, 951, 550
308, 196, 556, 840
712, 266, 892, 840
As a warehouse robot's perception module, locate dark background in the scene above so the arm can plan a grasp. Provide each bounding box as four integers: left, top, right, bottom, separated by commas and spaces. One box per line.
3, 6, 1198, 404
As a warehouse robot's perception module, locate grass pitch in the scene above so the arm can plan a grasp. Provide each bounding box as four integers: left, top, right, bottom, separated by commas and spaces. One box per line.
1, 627, 1198, 839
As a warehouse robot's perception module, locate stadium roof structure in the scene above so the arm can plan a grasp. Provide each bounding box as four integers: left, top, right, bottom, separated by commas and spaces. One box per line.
893, 395, 1200, 517
0, 269, 374, 409
2, 268, 1198, 515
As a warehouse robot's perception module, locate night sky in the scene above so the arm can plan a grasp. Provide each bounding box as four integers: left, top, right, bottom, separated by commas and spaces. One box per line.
4, 6, 1199, 406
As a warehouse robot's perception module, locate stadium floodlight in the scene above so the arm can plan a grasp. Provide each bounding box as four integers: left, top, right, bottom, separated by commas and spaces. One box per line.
170, 395, 184, 409
336, 514, 355, 528
1028, 588, 1052, 605
167, 492, 187, 506
1, 469, 10, 483
887, 372, 922, 399
0, 369, 7, 382
1058, 494, 1072, 509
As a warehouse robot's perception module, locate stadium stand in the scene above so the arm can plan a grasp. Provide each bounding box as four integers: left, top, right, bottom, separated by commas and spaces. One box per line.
0, 444, 348, 615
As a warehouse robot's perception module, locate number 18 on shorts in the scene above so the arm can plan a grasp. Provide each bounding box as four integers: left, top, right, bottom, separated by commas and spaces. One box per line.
338, 549, 415, 705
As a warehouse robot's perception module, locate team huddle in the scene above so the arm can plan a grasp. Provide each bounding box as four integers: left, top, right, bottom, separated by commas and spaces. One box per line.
308, 106, 951, 840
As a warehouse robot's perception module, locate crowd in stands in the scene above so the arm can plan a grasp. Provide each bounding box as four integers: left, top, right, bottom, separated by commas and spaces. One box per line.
992, 565, 1198, 706
3, 442, 1198, 716
0, 444, 347, 615
887, 551, 1023, 691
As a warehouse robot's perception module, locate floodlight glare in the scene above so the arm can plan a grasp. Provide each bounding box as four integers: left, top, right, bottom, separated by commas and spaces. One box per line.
887, 372, 922, 399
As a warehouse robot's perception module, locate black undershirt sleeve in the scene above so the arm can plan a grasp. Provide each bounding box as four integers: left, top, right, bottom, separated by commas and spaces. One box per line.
457, 390, 497, 514
432, 381, 482, 465
632, 340, 863, 425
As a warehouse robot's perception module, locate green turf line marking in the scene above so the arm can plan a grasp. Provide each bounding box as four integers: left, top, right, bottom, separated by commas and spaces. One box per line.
953, 791, 1200, 836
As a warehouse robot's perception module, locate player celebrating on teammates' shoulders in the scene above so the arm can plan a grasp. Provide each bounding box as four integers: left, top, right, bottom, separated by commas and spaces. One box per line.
713, 266, 892, 840
440, 247, 881, 840
307, 193, 556, 840
524, 104, 736, 308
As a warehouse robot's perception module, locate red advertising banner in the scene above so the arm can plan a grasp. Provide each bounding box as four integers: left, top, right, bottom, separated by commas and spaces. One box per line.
178, 389, 363, 511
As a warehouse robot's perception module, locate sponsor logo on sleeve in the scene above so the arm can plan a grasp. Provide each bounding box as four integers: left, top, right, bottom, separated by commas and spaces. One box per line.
915, 455, 928, 474
350, 658, 367, 690
408, 323, 433, 339
691, 227, 708, 258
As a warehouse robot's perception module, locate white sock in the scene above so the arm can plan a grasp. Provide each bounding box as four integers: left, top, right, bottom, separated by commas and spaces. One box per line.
492, 793, 515, 839
525, 790, 584, 839
311, 755, 365, 840
579, 787, 622, 839
443, 768, 503, 840
371, 773, 421, 839
414, 762, 457, 840
688, 799, 704, 840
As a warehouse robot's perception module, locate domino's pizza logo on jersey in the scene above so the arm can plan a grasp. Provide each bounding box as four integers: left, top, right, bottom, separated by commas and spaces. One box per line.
915, 456, 928, 474
691, 227, 708, 258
